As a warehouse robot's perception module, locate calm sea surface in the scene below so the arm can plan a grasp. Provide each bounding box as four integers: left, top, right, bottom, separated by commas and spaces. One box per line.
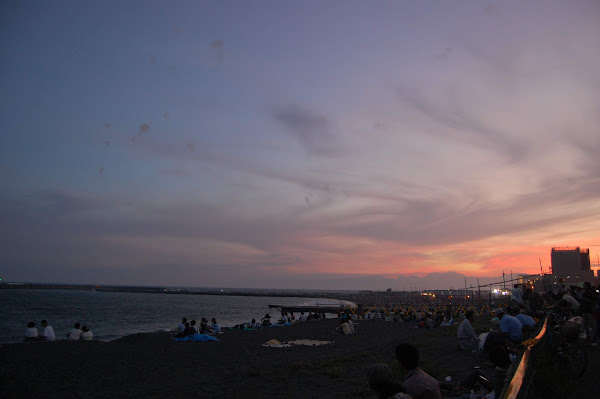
0, 289, 352, 344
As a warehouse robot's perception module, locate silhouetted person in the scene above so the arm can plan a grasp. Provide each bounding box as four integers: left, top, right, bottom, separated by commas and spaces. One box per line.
395, 343, 441, 399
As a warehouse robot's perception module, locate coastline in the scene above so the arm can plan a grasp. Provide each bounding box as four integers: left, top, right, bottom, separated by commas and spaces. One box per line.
0, 283, 355, 299
0, 318, 495, 398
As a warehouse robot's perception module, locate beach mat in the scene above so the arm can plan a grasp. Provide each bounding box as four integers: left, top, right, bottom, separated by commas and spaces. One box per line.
262, 339, 290, 347
288, 339, 333, 346
262, 339, 333, 348
175, 334, 220, 342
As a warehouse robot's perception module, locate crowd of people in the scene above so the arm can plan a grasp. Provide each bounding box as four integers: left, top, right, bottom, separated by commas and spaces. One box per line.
344, 291, 481, 310
176, 310, 331, 335
23, 320, 93, 342
364, 281, 599, 399
174, 317, 222, 338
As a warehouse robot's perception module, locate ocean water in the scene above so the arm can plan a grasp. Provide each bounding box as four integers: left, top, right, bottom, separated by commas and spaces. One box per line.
0, 289, 351, 344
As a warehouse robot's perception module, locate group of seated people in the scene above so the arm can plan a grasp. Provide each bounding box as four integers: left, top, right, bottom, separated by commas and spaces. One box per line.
24, 320, 93, 342
175, 317, 221, 337
362, 309, 455, 328
457, 305, 537, 352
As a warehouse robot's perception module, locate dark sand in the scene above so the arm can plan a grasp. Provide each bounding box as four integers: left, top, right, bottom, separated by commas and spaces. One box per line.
0, 318, 518, 398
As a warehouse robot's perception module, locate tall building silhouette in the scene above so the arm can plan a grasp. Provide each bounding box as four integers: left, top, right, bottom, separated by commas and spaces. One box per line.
551, 246, 593, 282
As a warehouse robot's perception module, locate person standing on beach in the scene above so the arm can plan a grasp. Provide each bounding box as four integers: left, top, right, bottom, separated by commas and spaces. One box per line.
395, 343, 441, 399
511, 284, 523, 305
40, 320, 55, 341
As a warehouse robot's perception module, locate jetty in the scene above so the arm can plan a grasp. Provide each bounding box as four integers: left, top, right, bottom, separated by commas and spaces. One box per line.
268, 304, 356, 313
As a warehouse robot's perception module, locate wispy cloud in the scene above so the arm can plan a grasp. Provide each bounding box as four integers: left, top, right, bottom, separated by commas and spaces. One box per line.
274, 105, 338, 156
396, 85, 527, 162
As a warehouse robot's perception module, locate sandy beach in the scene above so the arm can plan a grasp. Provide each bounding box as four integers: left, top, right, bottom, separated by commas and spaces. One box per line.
0, 318, 502, 398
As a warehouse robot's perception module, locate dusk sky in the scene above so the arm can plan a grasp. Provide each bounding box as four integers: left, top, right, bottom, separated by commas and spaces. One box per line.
1, 1, 599, 290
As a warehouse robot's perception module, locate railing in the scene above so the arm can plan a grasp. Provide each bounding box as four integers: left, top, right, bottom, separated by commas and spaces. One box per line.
500, 317, 549, 399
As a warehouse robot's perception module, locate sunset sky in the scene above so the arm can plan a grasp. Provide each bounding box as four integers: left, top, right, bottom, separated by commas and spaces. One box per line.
1, 1, 599, 289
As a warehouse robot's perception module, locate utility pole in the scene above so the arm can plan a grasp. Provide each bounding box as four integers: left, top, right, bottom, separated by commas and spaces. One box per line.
502, 271, 506, 291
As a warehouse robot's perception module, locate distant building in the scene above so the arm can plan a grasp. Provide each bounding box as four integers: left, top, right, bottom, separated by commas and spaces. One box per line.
518, 274, 553, 292
386, 288, 392, 293
551, 246, 593, 283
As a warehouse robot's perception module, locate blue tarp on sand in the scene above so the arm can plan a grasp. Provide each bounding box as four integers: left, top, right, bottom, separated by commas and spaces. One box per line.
175, 333, 220, 342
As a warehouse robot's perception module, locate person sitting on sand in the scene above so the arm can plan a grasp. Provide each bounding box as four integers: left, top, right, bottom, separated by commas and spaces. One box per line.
210, 318, 221, 333
335, 318, 352, 335
395, 343, 441, 399
24, 322, 39, 342
81, 325, 94, 341
261, 314, 272, 327
510, 306, 535, 330
348, 317, 355, 334
41, 320, 55, 341
68, 323, 83, 340
299, 312, 307, 322
177, 318, 187, 333
279, 312, 288, 324
493, 309, 523, 343
190, 320, 199, 334
200, 318, 210, 334
367, 363, 412, 399
181, 322, 196, 337
424, 313, 434, 329
439, 315, 453, 327
457, 310, 479, 352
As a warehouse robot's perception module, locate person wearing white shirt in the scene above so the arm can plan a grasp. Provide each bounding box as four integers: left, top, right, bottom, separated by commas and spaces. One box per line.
68, 323, 83, 340
512, 284, 524, 305
210, 318, 221, 333
348, 319, 355, 334
81, 325, 93, 340
458, 311, 479, 351
24, 322, 38, 342
562, 293, 580, 311
41, 320, 55, 341
177, 317, 187, 333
